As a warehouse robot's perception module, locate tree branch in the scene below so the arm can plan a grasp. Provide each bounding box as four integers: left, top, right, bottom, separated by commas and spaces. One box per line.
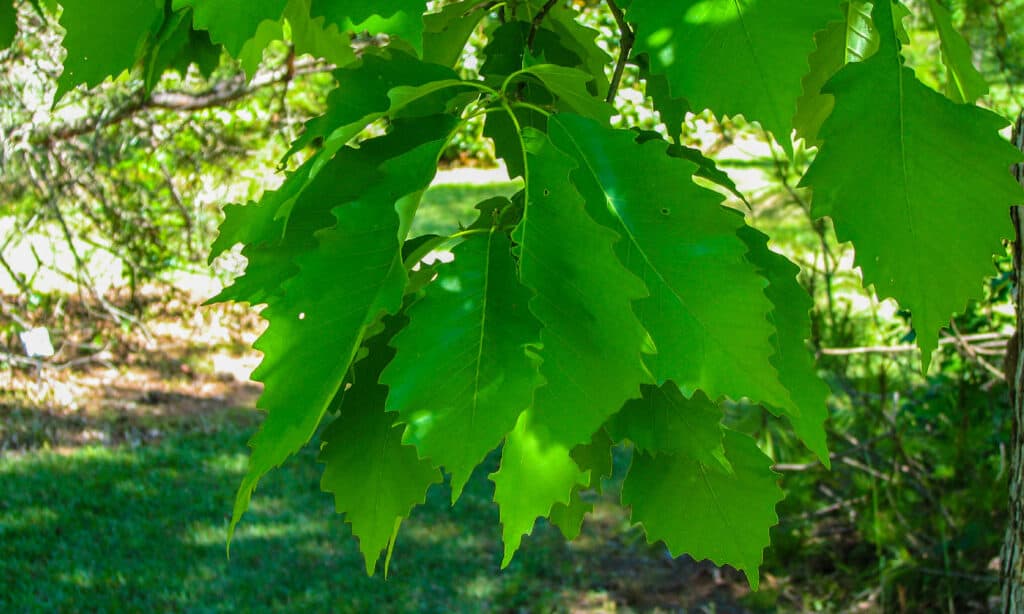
32, 61, 333, 145
605, 0, 634, 103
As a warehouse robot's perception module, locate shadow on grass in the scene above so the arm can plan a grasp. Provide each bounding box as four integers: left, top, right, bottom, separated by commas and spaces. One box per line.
0, 408, 752, 613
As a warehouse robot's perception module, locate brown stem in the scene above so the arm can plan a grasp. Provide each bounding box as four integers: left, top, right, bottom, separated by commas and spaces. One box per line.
605, 0, 634, 104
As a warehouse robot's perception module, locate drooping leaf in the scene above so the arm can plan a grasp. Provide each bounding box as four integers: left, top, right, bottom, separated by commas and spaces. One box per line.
793, 18, 846, 147
636, 54, 689, 143
622, 429, 783, 590
422, 0, 484, 68
382, 229, 541, 502
492, 127, 650, 565
1, 0, 17, 49
543, 3, 611, 96
234, 17, 285, 77
519, 64, 613, 122
800, 0, 1022, 365
479, 20, 580, 177
627, 0, 842, 156
607, 384, 730, 473
549, 114, 793, 414
664, 140, 747, 206
548, 488, 591, 541
284, 0, 357, 69
56, 0, 164, 99
924, 0, 988, 103
794, 1, 915, 146
211, 121, 445, 304
490, 412, 589, 566
228, 118, 455, 539
287, 50, 464, 159
739, 227, 830, 464
310, 0, 428, 53
479, 20, 581, 87
172, 0, 287, 57
548, 428, 614, 540
320, 325, 442, 575
514, 126, 651, 448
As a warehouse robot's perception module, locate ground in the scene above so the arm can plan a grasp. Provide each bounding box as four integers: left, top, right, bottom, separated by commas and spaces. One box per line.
0, 273, 765, 613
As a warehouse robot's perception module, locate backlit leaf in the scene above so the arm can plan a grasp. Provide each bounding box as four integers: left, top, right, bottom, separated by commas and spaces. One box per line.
320, 326, 442, 575
56, 0, 163, 99
622, 429, 783, 589
800, 0, 1022, 365
627, 0, 842, 156
382, 229, 541, 502
550, 114, 793, 413
228, 118, 455, 539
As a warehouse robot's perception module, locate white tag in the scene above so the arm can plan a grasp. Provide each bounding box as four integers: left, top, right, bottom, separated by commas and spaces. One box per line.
19, 327, 55, 358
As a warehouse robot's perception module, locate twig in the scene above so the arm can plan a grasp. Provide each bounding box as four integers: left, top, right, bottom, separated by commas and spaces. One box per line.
33, 60, 333, 144
949, 319, 1006, 381
605, 0, 634, 103
820, 332, 1012, 356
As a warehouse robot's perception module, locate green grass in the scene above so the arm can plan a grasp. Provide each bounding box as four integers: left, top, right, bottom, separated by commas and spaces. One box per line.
0, 404, 749, 613
413, 181, 521, 237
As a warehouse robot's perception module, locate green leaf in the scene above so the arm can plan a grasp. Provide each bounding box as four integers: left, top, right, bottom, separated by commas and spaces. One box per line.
548, 488, 591, 541
607, 384, 730, 473
549, 114, 793, 413
924, 0, 988, 103
234, 17, 285, 77
515, 126, 650, 448
665, 140, 748, 207
210, 131, 391, 304
287, 50, 463, 159
794, 1, 914, 146
492, 127, 650, 565
543, 3, 611, 96
284, 0, 357, 69
622, 429, 783, 589
1, 0, 17, 49
56, 0, 163, 99
800, 0, 1022, 365
382, 229, 542, 502
228, 118, 455, 540
320, 325, 442, 575
627, 0, 842, 156
570, 427, 614, 493
739, 227, 830, 464
636, 54, 689, 143
490, 412, 588, 566
793, 18, 846, 147
479, 20, 581, 86
549, 429, 614, 540
310, 0, 428, 53
422, 0, 484, 68
173, 0, 287, 57
520, 64, 613, 122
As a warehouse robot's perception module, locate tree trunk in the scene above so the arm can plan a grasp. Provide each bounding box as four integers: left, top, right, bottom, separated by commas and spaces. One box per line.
1002, 112, 1024, 613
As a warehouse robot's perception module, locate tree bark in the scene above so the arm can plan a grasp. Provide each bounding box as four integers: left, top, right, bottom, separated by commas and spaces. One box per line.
1002, 111, 1024, 613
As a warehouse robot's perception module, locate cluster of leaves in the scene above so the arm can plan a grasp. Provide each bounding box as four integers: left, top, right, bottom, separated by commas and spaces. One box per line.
14, 0, 1022, 587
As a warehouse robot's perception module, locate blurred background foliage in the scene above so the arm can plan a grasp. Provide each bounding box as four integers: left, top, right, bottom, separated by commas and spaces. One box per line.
0, 0, 1022, 611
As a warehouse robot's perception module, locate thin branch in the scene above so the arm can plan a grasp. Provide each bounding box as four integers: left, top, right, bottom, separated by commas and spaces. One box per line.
819, 332, 1012, 356
605, 0, 634, 103
949, 319, 1006, 380
32, 61, 333, 144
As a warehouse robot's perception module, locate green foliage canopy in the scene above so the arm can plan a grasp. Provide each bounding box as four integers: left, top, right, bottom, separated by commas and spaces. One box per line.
17, 0, 1021, 588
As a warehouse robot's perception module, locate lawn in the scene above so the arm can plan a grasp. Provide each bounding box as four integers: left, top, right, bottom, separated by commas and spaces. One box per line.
0, 403, 751, 613
0, 192, 756, 614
